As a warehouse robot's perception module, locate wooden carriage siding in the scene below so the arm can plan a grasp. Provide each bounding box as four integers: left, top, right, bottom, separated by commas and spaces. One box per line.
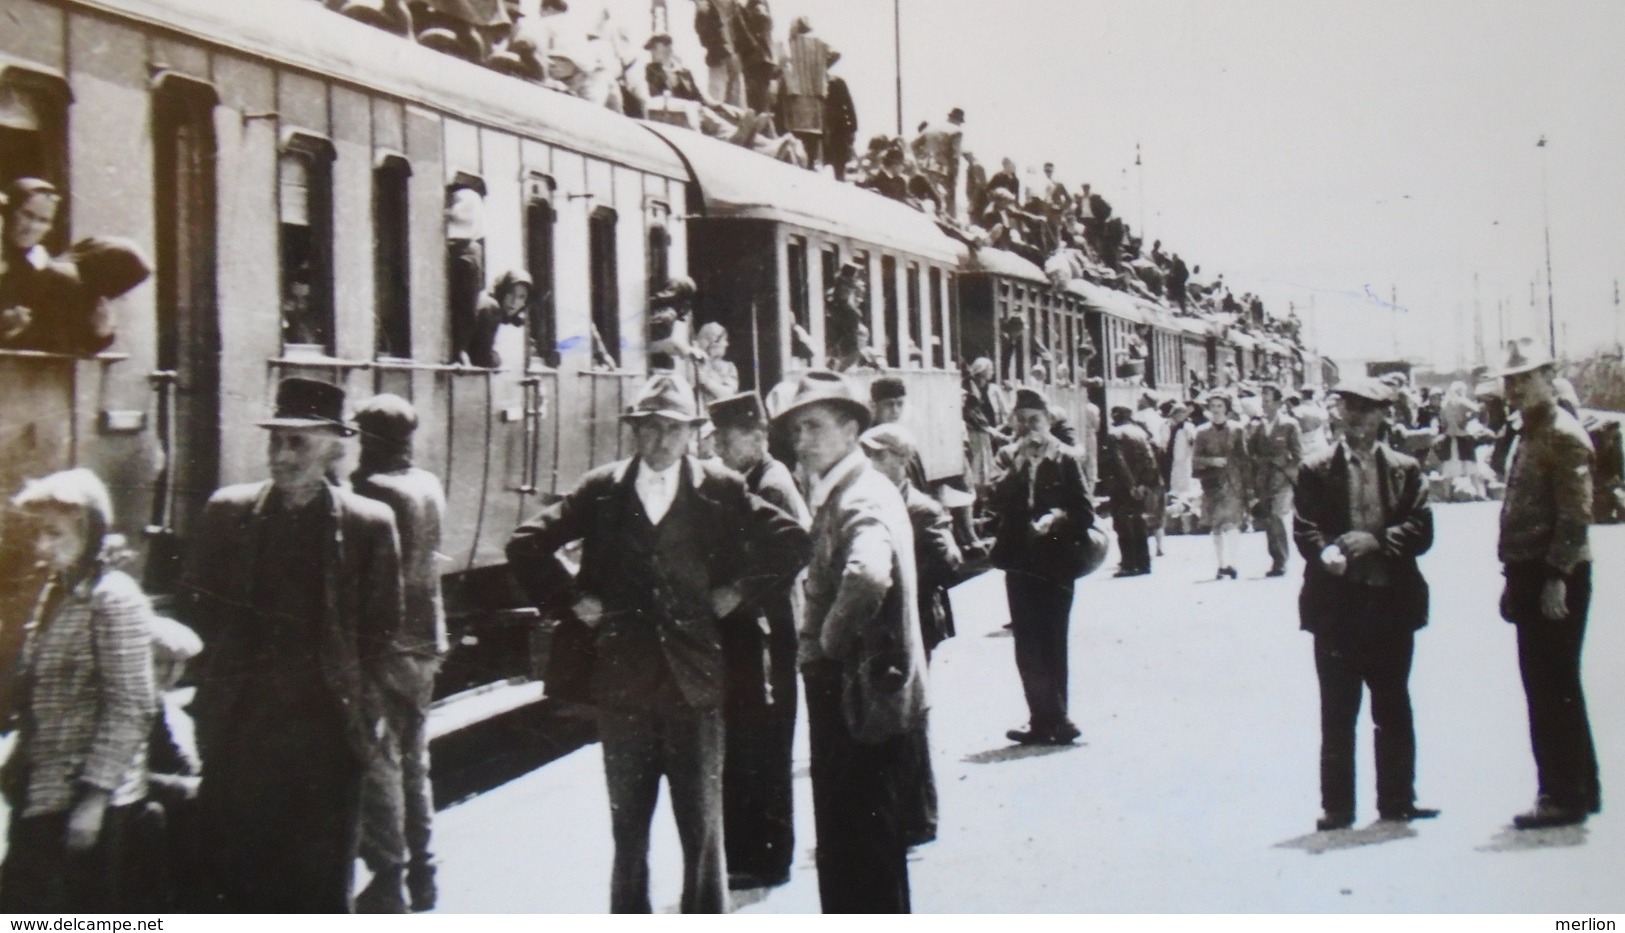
1, 0, 690, 590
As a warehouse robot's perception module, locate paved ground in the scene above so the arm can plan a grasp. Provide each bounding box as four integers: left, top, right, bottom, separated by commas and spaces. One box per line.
435, 501, 1623, 913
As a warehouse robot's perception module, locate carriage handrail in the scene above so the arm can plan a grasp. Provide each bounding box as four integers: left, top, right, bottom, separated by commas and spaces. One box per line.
0, 349, 130, 364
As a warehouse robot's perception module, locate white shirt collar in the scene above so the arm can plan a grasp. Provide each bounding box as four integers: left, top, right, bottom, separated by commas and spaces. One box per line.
635, 457, 683, 487
807, 448, 870, 514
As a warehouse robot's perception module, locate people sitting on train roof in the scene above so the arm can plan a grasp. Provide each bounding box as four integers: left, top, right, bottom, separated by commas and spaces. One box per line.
644, 33, 707, 104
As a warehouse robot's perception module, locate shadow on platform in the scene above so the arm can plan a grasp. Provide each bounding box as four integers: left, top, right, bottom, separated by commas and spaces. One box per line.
962, 742, 1083, 765
430, 698, 599, 808
1274, 820, 1418, 854
1476, 824, 1588, 853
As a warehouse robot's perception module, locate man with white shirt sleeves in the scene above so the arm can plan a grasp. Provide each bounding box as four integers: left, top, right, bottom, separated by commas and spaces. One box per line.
504, 374, 810, 913
776, 371, 926, 913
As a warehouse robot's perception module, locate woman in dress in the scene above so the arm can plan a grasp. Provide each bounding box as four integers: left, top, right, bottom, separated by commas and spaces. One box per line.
1191, 393, 1251, 580
0, 469, 157, 912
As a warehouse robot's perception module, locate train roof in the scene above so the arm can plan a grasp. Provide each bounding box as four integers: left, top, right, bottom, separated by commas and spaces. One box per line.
963, 247, 1049, 283
78, 0, 689, 178
642, 124, 964, 263
1062, 278, 1147, 324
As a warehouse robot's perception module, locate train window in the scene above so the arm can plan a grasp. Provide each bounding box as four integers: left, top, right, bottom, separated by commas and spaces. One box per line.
373, 155, 412, 360
278, 132, 336, 353
788, 236, 812, 365
0, 67, 71, 251
905, 263, 922, 370
588, 206, 619, 368
929, 268, 944, 368
646, 198, 671, 299
945, 272, 959, 368
445, 178, 487, 366
881, 255, 900, 368
525, 175, 557, 366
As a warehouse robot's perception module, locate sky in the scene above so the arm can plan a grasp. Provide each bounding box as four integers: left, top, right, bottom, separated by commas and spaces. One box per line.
593, 0, 1625, 370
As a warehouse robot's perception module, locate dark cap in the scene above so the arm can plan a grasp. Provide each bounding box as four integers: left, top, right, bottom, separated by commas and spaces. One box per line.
1333, 377, 1395, 408
650, 275, 696, 309
257, 378, 355, 434
707, 391, 769, 431
63, 237, 151, 299
353, 393, 420, 444
1012, 387, 1049, 412
948, 107, 965, 123
643, 32, 673, 50
870, 376, 907, 403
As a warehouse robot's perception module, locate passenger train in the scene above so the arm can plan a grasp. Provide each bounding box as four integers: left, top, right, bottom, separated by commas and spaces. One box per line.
0, 0, 1314, 704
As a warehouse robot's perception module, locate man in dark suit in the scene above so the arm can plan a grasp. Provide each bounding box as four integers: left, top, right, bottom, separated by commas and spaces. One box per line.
1293, 378, 1438, 831
1103, 406, 1158, 577
707, 391, 810, 890
1252, 383, 1304, 577
990, 388, 1097, 745
506, 375, 809, 913
186, 378, 409, 912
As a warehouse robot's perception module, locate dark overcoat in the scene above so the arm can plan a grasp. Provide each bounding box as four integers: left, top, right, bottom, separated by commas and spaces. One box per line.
1292, 444, 1433, 634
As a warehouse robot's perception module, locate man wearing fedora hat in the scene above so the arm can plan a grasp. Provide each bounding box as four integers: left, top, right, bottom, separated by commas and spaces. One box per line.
506, 374, 809, 913
775, 370, 926, 912
1494, 339, 1601, 829
706, 391, 809, 890
1293, 378, 1438, 831
186, 377, 410, 912
989, 387, 1096, 745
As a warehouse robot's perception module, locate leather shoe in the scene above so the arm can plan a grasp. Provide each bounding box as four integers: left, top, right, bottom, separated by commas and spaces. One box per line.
1265, 567, 1287, 578
1006, 727, 1047, 745
1513, 802, 1588, 830
1315, 811, 1354, 832
1049, 721, 1082, 744
1379, 805, 1440, 823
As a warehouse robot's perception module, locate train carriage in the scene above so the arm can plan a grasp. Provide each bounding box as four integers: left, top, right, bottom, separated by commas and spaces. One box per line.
1, 0, 694, 691
644, 123, 968, 484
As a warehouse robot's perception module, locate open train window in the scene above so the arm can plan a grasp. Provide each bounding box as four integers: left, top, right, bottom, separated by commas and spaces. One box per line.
373, 154, 412, 360
905, 263, 922, 369
445, 175, 486, 366
881, 255, 899, 368
645, 198, 671, 298
525, 173, 557, 367
788, 236, 811, 365
278, 131, 336, 354
588, 206, 619, 368
0, 65, 71, 252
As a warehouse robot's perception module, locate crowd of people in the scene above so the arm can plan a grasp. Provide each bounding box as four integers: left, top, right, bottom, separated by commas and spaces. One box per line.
0, 324, 1611, 913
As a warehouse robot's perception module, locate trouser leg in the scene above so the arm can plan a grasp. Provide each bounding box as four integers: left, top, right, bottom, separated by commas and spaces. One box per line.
803, 663, 911, 913
900, 714, 938, 846
1366, 630, 1418, 814
1265, 489, 1293, 570
1314, 634, 1363, 818
598, 709, 663, 914
663, 707, 728, 914
1515, 564, 1599, 810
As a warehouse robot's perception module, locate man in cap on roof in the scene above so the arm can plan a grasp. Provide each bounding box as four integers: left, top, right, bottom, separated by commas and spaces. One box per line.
350, 394, 449, 912
989, 387, 1096, 745
861, 422, 962, 847
186, 378, 410, 912
706, 391, 810, 890
775, 370, 926, 912
506, 374, 810, 912
1293, 378, 1438, 832
1494, 340, 1601, 829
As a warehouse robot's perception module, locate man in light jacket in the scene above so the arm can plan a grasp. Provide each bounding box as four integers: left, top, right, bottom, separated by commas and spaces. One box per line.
776, 371, 926, 913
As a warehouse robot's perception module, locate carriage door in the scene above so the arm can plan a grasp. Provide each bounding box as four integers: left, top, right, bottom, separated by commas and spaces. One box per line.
146, 75, 220, 594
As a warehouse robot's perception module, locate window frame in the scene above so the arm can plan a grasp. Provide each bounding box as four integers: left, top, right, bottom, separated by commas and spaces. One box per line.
277, 129, 338, 356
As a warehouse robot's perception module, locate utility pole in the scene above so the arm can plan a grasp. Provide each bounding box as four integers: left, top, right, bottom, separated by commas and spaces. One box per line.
1136, 143, 1145, 237
1473, 272, 1486, 369
1391, 284, 1400, 358
1538, 135, 1557, 357
650, 0, 667, 34
893, 0, 903, 136
1615, 278, 1622, 356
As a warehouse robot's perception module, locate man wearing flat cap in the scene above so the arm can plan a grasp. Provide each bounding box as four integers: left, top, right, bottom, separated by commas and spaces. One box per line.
350, 394, 449, 912
506, 374, 810, 912
706, 391, 810, 890
777, 370, 926, 912
1293, 378, 1438, 832
1494, 339, 1601, 829
186, 377, 410, 911
989, 387, 1096, 746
